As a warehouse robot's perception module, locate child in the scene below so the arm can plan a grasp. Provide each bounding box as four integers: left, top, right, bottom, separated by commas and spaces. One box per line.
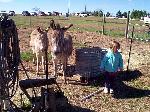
100, 40, 123, 94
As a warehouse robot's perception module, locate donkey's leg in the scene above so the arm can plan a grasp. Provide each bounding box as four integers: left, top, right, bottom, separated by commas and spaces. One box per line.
53, 59, 58, 78
36, 53, 39, 75
42, 55, 45, 73
32, 53, 36, 65
62, 57, 67, 83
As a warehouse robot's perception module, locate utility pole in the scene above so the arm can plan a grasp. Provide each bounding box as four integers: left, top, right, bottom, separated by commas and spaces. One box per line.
68, 8, 69, 14
84, 0, 87, 13
85, 5, 87, 13
68, 0, 70, 14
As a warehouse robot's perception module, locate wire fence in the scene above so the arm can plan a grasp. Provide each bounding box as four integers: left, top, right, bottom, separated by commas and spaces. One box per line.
9, 15, 150, 42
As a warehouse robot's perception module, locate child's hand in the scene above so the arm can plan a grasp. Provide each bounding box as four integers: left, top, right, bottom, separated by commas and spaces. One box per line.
118, 68, 123, 72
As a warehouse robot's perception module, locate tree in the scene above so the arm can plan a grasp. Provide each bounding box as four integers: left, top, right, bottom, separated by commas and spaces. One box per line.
106, 12, 111, 17
93, 11, 98, 16
98, 10, 103, 17
122, 12, 127, 18
130, 10, 148, 19
116, 10, 122, 18
92, 10, 103, 17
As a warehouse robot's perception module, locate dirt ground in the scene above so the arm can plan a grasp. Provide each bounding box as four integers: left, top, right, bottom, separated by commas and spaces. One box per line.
14, 28, 150, 112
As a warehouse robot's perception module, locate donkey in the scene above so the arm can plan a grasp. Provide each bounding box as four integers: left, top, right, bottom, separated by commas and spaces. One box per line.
48, 20, 73, 83
30, 27, 49, 75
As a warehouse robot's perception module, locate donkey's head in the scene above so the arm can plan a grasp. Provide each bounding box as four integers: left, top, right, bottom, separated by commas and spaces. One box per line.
49, 20, 73, 55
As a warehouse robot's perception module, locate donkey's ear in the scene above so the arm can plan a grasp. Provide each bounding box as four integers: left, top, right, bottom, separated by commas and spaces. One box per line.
61, 23, 73, 31
36, 26, 42, 33
69, 24, 73, 28
50, 19, 56, 30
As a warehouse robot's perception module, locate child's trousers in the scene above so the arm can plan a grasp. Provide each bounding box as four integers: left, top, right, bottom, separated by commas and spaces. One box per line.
104, 72, 117, 89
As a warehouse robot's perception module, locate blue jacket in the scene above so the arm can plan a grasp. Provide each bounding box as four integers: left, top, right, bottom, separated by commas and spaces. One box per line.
100, 49, 123, 72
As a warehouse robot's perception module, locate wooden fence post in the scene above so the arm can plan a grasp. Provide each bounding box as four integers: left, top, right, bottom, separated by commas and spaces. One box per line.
127, 26, 134, 71
102, 14, 105, 35
29, 16, 31, 27
125, 11, 130, 39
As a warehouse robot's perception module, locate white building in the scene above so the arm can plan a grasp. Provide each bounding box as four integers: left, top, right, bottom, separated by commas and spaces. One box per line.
144, 17, 150, 24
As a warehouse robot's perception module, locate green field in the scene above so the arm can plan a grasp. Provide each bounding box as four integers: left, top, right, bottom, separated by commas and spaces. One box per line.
10, 15, 150, 40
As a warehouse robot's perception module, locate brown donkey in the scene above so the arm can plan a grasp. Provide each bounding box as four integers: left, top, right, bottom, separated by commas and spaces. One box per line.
48, 20, 73, 83
30, 27, 49, 75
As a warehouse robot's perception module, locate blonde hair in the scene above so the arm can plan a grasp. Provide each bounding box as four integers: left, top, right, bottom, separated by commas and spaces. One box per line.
110, 40, 120, 50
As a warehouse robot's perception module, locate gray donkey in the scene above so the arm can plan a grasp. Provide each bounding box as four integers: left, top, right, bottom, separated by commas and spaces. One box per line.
48, 20, 73, 83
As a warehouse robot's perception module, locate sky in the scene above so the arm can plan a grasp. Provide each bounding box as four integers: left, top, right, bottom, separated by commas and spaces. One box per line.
0, 0, 149, 15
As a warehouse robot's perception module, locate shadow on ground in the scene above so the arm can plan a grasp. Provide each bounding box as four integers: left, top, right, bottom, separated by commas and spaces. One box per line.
69, 68, 150, 100
56, 92, 95, 112
57, 103, 95, 112
112, 70, 150, 99
117, 70, 142, 81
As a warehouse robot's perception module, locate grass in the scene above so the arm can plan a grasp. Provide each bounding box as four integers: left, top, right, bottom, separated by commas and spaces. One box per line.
98, 30, 125, 37
134, 33, 150, 40
21, 99, 31, 111
20, 51, 33, 62
10, 15, 150, 40
20, 51, 52, 62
